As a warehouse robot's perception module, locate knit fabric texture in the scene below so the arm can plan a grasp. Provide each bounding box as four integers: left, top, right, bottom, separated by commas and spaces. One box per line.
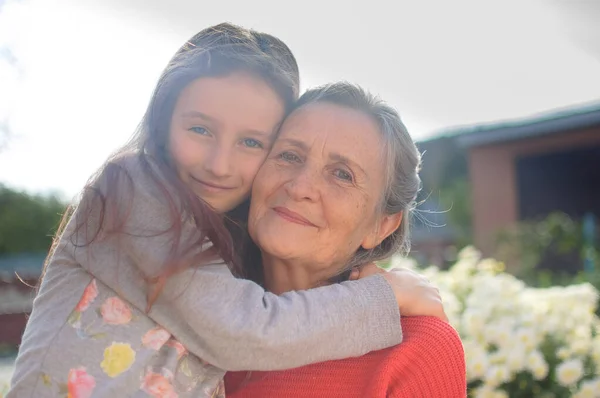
225, 316, 467, 397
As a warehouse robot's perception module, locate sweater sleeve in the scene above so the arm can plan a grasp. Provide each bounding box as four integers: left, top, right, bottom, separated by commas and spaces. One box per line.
66, 153, 402, 371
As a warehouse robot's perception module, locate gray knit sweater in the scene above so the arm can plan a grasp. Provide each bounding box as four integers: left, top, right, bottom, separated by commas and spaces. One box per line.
8, 153, 402, 397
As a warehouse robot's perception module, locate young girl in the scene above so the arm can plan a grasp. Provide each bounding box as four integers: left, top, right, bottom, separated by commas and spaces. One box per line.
8, 23, 444, 398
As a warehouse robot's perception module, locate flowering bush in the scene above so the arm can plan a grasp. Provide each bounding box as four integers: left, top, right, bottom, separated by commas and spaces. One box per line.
391, 247, 600, 397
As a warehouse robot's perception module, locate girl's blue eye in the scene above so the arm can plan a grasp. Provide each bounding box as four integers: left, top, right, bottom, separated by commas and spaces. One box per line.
279, 151, 301, 163
189, 126, 209, 135
333, 169, 353, 182
242, 138, 263, 149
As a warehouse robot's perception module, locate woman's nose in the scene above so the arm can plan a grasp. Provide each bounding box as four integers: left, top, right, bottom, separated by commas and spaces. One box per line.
284, 167, 320, 202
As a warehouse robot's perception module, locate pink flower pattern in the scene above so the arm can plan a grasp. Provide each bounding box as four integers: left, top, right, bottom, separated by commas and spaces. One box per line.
141, 371, 178, 398
67, 367, 96, 398
142, 327, 171, 350
166, 339, 188, 359
100, 297, 132, 325
75, 279, 98, 312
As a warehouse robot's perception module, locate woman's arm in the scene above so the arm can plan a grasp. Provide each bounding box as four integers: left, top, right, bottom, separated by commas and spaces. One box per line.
63, 153, 402, 371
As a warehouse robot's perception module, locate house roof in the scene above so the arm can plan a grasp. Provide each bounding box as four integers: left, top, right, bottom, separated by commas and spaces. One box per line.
422, 101, 600, 148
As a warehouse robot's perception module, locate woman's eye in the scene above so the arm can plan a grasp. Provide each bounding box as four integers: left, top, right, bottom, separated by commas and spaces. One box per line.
242, 138, 264, 149
279, 151, 301, 163
333, 169, 353, 182
189, 126, 209, 135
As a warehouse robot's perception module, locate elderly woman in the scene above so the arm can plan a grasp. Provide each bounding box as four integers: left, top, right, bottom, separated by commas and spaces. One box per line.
225, 83, 466, 397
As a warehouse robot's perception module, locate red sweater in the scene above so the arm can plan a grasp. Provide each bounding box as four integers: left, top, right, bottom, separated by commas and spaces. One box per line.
225, 316, 466, 397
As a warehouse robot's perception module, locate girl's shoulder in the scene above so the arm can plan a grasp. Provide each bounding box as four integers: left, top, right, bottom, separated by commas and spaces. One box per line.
106, 151, 157, 182
94, 152, 173, 207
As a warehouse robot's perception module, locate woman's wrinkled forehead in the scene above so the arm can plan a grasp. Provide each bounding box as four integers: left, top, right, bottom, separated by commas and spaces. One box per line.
282, 102, 376, 135
282, 102, 387, 158
276, 102, 388, 184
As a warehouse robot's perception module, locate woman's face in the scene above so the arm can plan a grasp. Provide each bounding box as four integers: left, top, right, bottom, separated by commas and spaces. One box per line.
168, 71, 285, 213
249, 102, 401, 272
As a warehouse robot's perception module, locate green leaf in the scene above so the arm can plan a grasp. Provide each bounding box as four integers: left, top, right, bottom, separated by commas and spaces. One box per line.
41, 373, 52, 386
67, 311, 81, 325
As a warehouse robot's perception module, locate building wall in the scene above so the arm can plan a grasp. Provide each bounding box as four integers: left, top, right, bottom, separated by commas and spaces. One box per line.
0, 279, 36, 347
0, 313, 28, 347
469, 125, 600, 255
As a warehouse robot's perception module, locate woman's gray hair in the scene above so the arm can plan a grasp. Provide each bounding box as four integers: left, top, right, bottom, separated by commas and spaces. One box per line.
293, 82, 422, 270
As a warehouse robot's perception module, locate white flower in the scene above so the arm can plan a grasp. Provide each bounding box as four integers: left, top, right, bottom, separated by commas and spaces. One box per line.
531, 361, 549, 381
505, 346, 527, 372
557, 347, 571, 360
415, 248, 600, 395
467, 350, 489, 381
527, 350, 549, 380
439, 290, 462, 326
473, 385, 509, 398
484, 365, 510, 388
488, 351, 507, 366
592, 337, 600, 368
541, 315, 562, 334
462, 309, 486, 336
477, 258, 502, 273
486, 323, 513, 348
555, 358, 584, 386
515, 327, 537, 350
571, 338, 592, 356
573, 378, 600, 398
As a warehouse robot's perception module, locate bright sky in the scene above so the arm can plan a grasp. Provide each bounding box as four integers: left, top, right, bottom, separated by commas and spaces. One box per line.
1, 0, 599, 199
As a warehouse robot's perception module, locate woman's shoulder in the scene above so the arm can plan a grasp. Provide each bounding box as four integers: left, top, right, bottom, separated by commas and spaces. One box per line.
380, 316, 464, 367
225, 318, 465, 398
401, 316, 463, 345
374, 316, 466, 397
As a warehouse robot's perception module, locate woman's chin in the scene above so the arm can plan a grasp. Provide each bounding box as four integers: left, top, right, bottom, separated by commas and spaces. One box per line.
260, 240, 302, 260
256, 219, 312, 242
256, 231, 307, 260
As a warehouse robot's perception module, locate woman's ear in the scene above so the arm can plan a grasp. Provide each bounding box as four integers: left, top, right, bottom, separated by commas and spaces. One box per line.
361, 211, 403, 250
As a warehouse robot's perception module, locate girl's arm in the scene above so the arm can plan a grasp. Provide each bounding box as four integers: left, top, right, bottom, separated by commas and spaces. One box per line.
64, 153, 402, 371
157, 263, 400, 371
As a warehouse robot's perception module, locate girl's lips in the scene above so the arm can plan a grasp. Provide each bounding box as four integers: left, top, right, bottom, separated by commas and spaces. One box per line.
272, 206, 317, 227
191, 176, 235, 191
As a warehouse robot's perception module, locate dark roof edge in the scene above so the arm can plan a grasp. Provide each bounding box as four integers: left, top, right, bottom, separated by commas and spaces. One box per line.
417, 100, 600, 146
457, 108, 600, 148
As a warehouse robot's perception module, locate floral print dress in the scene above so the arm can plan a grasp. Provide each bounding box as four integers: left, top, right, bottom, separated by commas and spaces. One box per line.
11, 276, 225, 398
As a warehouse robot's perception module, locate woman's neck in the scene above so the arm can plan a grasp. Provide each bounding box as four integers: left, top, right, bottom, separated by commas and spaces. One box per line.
261, 254, 338, 295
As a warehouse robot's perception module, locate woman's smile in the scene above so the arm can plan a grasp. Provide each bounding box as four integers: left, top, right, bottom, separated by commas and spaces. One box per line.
272, 206, 317, 227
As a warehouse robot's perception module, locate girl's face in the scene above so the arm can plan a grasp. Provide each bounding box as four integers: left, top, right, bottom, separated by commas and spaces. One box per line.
168, 72, 285, 213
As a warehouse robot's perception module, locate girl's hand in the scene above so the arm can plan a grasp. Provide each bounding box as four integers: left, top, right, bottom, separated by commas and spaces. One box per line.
353, 263, 448, 323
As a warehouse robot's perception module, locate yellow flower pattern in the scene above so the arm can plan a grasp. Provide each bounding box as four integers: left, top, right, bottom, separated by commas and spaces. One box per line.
41, 278, 226, 397
101, 342, 136, 378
